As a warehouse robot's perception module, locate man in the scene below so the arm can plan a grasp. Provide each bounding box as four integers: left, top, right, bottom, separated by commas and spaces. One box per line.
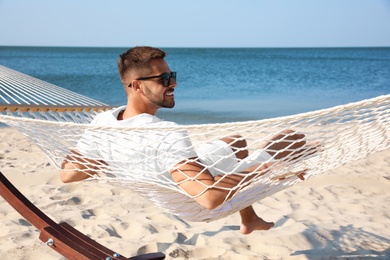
60, 46, 309, 234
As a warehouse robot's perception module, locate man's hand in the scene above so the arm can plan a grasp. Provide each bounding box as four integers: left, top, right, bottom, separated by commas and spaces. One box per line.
60, 150, 106, 183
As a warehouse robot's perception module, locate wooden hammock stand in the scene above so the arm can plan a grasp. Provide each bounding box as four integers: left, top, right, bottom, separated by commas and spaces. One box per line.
0, 171, 165, 260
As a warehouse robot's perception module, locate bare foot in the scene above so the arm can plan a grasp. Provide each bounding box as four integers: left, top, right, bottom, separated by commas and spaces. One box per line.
239, 206, 275, 234
240, 217, 275, 235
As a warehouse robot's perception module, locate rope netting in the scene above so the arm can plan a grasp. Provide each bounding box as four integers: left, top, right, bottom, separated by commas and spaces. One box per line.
1, 65, 390, 222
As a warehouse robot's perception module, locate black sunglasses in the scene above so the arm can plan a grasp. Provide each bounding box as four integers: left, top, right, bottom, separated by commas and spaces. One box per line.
129, 72, 177, 87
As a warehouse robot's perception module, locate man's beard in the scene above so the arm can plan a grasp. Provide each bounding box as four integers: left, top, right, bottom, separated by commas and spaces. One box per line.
144, 86, 175, 108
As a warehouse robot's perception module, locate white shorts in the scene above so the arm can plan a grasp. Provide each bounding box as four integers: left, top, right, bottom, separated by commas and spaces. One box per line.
196, 140, 273, 176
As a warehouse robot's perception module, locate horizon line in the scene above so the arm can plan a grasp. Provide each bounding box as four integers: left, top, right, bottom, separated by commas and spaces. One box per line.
1, 45, 390, 49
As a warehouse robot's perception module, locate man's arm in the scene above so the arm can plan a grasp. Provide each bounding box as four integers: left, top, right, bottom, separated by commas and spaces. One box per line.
170, 159, 273, 210
60, 150, 105, 183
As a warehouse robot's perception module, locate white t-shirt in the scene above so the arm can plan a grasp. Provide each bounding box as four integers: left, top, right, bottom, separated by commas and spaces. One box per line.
77, 106, 198, 181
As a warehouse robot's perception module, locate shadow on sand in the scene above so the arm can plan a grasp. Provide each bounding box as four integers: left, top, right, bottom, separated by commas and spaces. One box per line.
291, 224, 390, 259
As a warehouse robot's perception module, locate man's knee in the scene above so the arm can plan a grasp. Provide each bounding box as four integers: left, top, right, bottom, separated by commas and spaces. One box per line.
221, 135, 249, 159
274, 130, 305, 143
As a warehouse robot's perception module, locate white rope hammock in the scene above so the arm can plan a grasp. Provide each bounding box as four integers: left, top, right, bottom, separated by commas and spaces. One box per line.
1, 65, 389, 222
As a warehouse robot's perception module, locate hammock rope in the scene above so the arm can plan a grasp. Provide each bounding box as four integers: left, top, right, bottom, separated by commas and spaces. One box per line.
1, 65, 389, 222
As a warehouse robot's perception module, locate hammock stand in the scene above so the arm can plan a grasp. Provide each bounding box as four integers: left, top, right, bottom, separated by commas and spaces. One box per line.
0, 171, 165, 260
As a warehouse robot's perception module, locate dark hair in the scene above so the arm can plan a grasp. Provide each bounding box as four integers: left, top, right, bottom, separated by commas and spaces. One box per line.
117, 46, 166, 81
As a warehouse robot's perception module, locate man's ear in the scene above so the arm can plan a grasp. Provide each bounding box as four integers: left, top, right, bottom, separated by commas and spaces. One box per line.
130, 80, 141, 92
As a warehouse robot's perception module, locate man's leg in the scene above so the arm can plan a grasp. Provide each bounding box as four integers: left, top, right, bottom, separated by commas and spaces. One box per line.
220, 135, 248, 159
262, 130, 305, 160
220, 136, 274, 234
263, 130, 321, 163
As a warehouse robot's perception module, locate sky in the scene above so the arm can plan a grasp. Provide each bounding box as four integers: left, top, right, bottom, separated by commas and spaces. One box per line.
0, 0, 390, 48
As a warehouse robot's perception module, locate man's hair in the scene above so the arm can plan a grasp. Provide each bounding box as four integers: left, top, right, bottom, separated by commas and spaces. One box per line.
117, 46, 166, 83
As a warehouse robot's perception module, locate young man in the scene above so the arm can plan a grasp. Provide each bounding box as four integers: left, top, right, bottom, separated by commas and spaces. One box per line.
60, 46, 309, 234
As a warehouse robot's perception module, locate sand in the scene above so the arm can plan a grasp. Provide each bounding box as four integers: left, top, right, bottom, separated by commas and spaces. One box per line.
0, 126, 389, 260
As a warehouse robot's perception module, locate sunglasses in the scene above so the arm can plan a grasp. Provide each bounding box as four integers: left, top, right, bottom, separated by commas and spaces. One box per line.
129, 72, 177, 87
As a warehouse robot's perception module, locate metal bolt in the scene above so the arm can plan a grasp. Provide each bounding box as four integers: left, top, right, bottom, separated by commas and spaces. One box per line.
113, 253, 121, 257
105, 257, 113, 260
46, 238, 54, 246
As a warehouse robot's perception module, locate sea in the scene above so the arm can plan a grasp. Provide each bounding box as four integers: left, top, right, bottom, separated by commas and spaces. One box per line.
1, 46, 389, 124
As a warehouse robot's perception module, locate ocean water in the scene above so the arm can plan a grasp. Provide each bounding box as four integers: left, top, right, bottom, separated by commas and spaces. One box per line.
1, 46, 389, 124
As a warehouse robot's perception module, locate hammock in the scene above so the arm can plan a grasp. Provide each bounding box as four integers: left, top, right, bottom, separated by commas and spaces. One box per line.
1, 65, 390, 223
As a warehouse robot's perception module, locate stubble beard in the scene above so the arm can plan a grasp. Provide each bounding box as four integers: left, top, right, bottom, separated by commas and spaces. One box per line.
144, 86, 175, 109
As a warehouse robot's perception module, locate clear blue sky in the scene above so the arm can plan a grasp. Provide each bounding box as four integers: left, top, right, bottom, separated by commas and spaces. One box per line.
1, 0, 390, 48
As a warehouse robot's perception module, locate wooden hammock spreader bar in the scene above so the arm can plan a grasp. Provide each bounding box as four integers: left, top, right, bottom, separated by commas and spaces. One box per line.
0, 171, 165, 260
0, 104, 114, 113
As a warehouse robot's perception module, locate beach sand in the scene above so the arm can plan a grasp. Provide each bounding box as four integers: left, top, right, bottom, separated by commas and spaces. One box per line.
0, 126, 389, 259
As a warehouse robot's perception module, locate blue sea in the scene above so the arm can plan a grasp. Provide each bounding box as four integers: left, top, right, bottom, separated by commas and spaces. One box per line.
1, 46, 389, 124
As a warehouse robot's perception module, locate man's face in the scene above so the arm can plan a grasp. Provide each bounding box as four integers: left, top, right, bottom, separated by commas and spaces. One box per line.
139, 59, 177, 109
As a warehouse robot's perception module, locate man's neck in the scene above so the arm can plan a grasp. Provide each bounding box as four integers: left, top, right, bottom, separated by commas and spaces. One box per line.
117, 110, 125, 120
118, 106, 157, 120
